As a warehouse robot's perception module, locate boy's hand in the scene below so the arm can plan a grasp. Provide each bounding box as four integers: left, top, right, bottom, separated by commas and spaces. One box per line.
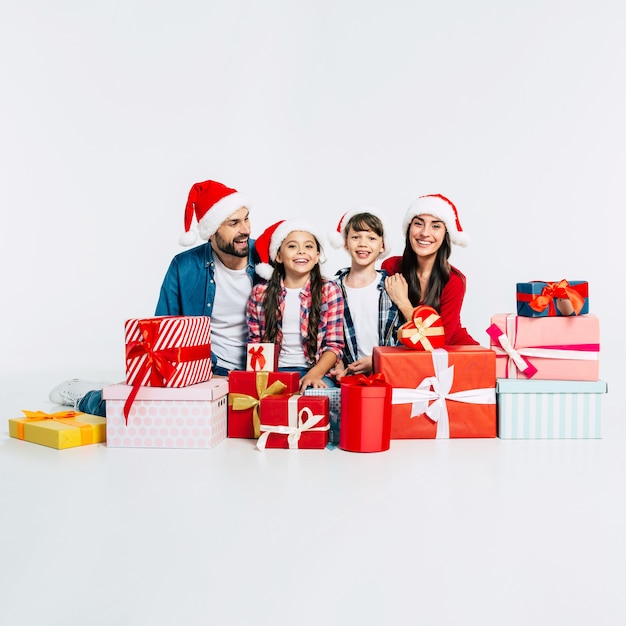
345, 356, 373, 377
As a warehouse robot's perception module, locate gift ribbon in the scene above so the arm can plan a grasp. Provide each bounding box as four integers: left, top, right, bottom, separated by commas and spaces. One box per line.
248, 345, 267, 371
390, 349, 495, 439
486, 323, 537, 378
17, 410, 93, 445
489, 314, 599, 379
398, 310, 445, 351
341, 373, 388, 387
124, 319, 211, 423
519, 280, 586, 316
257, 394, 329, 449
228, 371, 288, 438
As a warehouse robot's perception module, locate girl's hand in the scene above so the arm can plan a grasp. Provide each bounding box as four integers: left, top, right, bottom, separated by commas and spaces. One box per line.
299, 372, 328, 391
345, 356, 373, 377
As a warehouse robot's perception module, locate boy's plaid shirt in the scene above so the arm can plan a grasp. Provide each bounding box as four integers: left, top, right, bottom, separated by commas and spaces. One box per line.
247, 277, 344, 365
333, 268, 399, 365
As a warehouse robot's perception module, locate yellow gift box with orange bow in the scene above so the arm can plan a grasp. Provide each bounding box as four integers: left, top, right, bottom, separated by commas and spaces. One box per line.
9, 410, 107, 449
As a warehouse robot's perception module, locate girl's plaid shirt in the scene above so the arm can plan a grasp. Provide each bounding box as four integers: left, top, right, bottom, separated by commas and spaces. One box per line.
246, 277, 344, 365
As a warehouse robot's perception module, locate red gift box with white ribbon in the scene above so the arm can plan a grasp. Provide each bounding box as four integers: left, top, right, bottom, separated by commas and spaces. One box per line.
257, 394, 330, 449
373, 345, 496, 439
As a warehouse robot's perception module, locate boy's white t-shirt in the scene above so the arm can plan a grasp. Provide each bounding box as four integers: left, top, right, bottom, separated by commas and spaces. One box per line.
278, 287, 307, 368
344, 279, 379, 359
210, 254, 252, 371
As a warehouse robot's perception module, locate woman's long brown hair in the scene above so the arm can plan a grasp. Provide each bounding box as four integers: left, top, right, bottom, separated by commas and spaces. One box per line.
400, 228, 452, 311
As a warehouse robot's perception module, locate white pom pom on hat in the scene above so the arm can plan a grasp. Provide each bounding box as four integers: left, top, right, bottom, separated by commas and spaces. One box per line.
254, 218, 324, 280
401, 194, 469, 247
179, 179, 250, 246
328, 205, 391, 259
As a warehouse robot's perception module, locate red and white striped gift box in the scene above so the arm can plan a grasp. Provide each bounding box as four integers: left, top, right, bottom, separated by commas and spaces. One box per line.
123, 316, 213, 423
125, 316, 213, 388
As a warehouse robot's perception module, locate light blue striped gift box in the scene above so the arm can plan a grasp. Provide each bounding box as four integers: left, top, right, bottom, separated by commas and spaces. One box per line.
496, 379, 607, 439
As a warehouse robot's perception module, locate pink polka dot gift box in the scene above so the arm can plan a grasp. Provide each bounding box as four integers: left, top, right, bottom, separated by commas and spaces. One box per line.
102, 379, 228, 449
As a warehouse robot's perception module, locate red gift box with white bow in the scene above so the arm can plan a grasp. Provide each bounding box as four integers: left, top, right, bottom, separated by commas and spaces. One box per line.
373, 345, 496, 439
257, 394, 330, 449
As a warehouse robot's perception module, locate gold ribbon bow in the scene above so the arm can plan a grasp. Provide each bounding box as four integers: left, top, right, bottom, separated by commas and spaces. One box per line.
228, 371, 288, 438
17, 410, 93, 445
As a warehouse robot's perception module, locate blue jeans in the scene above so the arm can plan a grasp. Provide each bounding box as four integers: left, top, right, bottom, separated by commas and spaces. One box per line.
78, 389, 107, 417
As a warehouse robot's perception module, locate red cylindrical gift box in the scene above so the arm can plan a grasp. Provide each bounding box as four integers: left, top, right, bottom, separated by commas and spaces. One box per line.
339, 375, 392, 453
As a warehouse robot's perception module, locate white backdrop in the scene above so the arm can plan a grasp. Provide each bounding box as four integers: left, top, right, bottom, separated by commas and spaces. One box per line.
1, 0, 623, 388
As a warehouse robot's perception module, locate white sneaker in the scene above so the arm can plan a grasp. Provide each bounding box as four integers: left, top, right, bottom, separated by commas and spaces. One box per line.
49, 378, 108, 408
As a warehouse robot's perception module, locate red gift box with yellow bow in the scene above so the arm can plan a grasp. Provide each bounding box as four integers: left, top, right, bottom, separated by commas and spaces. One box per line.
397, 305, 445, 350
516, 280, 589, 317
228, 371, 300, 438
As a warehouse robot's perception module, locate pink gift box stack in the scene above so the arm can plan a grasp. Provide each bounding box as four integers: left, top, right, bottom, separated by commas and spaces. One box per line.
487, 280, 607, 439
103, 316, 225, 449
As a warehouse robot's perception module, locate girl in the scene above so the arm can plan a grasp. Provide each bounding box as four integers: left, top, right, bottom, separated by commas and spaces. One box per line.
382, 194, 479, 345
247, 219, 344, 391
328, 207, 398, 380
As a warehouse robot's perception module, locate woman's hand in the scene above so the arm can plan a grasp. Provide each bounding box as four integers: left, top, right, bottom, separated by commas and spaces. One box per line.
385, 273, 413, 320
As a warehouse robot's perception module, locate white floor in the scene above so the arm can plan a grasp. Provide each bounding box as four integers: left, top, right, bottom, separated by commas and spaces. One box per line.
0, 372, 622, 626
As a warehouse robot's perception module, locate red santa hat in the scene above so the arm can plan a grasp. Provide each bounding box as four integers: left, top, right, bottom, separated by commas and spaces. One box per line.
328, 205, 391, 259
401, 194, 469, 247
179, 180, 249, 246
254, 218, 323, 280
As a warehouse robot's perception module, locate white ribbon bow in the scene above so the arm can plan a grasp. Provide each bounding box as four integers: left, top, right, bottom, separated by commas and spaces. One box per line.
492, 314, 598, 378
391, 349, 496, 438
257, 395, 329, 449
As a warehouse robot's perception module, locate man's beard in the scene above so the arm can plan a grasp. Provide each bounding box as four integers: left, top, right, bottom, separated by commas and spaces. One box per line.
214, 232, 249, 257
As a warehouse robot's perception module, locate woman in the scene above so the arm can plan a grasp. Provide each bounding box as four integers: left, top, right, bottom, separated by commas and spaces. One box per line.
381, 193, 478, 345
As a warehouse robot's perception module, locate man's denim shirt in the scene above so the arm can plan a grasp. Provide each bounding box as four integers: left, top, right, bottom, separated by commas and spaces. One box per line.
155, 240, 258, 364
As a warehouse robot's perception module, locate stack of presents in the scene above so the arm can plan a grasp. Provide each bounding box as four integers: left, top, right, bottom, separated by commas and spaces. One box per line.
9, 279, 607, 452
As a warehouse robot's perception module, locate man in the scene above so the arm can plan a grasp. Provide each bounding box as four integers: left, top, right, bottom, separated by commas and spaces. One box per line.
49, 179, 259, 414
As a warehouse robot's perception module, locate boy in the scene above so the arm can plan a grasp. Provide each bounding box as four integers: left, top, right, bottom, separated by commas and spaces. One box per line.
328, 208, 398, 380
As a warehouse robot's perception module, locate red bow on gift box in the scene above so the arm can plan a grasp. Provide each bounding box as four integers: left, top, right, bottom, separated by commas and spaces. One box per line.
528, 280, 585, 316
397, 306, 445, 351
124, 318, 211, 423
341, 373, 388, 387
248, 345, 267, 371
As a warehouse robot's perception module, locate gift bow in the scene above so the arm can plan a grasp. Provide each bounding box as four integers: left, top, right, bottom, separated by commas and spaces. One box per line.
228, 371, 288, 438
390, 349, 495, 438
341, 373, 388, 387
257, 395, 329, 449
17, 410, 93, 444
248, 345, 267, 371
488, 314, 599, 379
528, 280, 585, 315
398, 307, 445, 351
486, 323, 537, 378
124, 319, 211, 423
